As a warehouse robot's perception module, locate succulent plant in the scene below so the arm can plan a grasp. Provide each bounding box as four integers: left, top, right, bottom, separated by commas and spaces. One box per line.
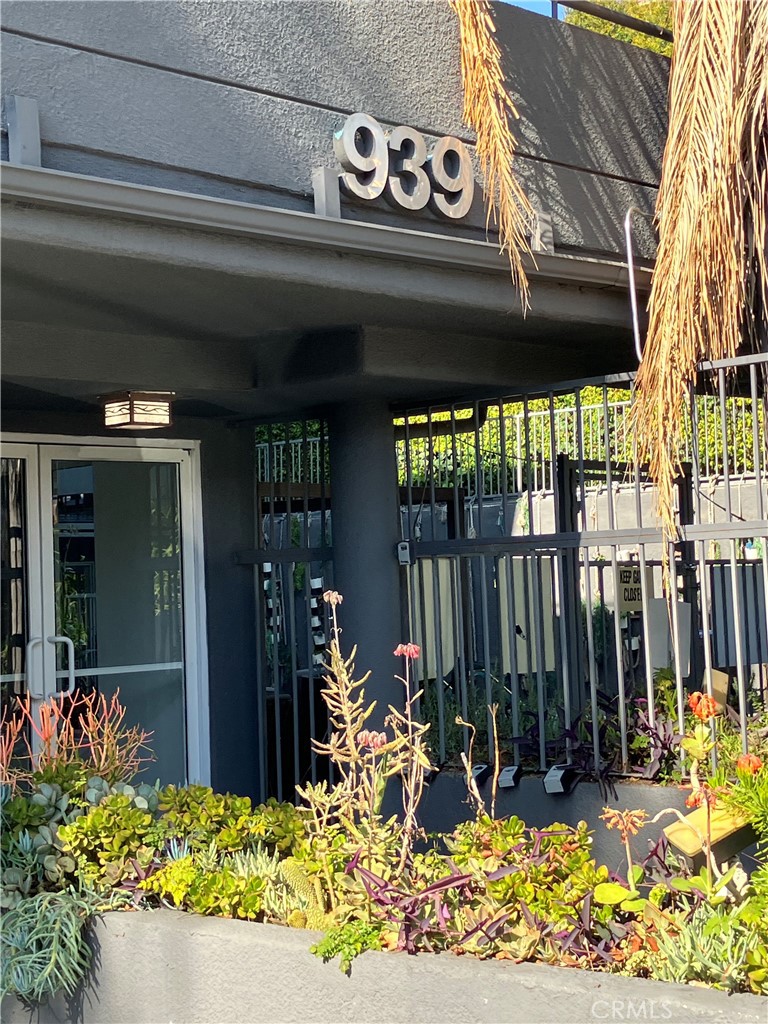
280, 858, 335, 930
83, 776, 159, 813
0, 782, 82, 907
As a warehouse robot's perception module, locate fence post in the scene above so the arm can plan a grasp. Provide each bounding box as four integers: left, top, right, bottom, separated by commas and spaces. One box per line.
328, 399, 402, 719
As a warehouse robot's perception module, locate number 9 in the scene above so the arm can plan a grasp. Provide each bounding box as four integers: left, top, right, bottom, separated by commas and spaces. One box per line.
333, 113, 388, 201
428, 137, 474, 219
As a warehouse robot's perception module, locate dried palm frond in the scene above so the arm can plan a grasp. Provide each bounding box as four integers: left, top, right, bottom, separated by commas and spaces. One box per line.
451, 0, 535, 310
632, 0, 768, 559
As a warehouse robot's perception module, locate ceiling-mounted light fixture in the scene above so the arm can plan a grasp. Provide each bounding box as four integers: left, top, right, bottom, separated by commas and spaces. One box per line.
101, 391, 174, 430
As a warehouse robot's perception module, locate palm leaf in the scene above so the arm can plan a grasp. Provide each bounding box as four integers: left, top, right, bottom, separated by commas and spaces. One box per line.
632, 0, 768, 552
451, 0, 535, 310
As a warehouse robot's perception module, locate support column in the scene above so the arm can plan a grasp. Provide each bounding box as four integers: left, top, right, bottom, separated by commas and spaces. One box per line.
328, 399, 401, 717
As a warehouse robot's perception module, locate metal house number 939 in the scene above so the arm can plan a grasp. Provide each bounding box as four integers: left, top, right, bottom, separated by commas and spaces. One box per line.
333, 113, 475, 219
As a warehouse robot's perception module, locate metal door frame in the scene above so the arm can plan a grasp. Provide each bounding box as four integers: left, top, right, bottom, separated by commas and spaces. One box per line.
2, 434, 210, 785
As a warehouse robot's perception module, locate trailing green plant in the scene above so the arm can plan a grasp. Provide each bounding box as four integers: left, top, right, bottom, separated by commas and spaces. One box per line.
310, 919, 383, 973
650, 902, 758, 992
0, 887, 121, 1003
446, 814, 625, 963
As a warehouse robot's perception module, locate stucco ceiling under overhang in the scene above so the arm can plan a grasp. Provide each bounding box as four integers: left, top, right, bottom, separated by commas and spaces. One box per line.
1, 169, 646, 418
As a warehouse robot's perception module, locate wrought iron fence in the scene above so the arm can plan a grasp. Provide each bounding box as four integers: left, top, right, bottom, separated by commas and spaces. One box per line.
258, 393, 760, 497
399, 353, 768, 780
251, 355, 767, 799
248, 420, 333, 802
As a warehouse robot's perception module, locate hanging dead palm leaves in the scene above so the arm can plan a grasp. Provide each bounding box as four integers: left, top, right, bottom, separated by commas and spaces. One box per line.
632, 0, 768, 558
451, 0, 535, 310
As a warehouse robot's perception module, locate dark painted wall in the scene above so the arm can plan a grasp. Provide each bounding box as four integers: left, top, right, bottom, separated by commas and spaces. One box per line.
1, 0, 667, 259
2, 409, 260, 797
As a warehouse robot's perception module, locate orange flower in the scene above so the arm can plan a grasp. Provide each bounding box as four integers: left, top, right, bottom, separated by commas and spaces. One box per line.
736, 753, 763, 775
694, 694, 718, 721
687, 691, 703, 713
688, 691, 718, 721
394, 643, 420, 660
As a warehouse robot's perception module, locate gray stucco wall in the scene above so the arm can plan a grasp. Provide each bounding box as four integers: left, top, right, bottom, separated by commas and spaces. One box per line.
0, 0, 667, 259
2, 911, 764, 1024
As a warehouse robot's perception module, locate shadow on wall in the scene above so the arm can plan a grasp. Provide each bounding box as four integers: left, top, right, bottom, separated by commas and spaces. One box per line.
1, 0, 667, 260
494, 3, 668, 259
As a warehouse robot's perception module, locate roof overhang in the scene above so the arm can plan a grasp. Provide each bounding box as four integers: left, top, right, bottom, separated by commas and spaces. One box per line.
1, 164, 650, 291
1, 164, 651, 417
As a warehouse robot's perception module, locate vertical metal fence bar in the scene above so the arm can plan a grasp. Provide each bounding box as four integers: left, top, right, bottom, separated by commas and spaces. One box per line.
499, 400, 510, 533
287, 562, 300, 790
267, 426, 283, 803
284, 423, 301, 793
602, 387, 628, 767
415, 556, 430, 715
255, 569, 270, 805
750, 364, 768, 670
452, 555, 470, 751
574, 390, 588, 532
303, 567, 318, 787
403, 411, 420, 710
450, 407, 462, 541
729, 533, 749, 753
637, 539, 655, 730
503, 554, 521, 763
667, 539, 686, 767
548, 393, 573, 762
523, 397, 535, 534
690, 391, 716, 706
582, 548, 601, 771
530, 552, 548, 770
718, 368, 748, 751
300, 420, 318, 787
515, 415, 523, 493
432, 558, 446, 763
477, 555, 494, 747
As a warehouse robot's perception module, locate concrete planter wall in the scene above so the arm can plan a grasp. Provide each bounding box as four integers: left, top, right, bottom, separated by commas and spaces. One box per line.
3, 910, 764, 1024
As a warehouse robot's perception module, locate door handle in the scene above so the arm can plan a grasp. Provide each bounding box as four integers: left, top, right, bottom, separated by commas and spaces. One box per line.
47, 635, 75, 698
24, 637, 44, 698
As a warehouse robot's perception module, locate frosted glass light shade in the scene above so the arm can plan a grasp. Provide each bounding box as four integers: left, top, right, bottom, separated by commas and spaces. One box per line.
101, 391, 174, 429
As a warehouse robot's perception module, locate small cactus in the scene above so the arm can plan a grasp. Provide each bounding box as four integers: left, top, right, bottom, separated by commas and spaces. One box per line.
280, 859, 335, 930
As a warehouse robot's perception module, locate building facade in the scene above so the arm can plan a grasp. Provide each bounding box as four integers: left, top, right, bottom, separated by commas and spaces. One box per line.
1, 1, 669, 798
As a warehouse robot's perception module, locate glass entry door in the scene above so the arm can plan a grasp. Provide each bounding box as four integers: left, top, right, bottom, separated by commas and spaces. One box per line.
1, 440, 208, 786
1, 445, 43, 742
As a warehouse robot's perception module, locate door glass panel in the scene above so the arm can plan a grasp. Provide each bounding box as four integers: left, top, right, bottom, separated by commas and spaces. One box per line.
51, 460, 186, 784
1, 458, 29, 714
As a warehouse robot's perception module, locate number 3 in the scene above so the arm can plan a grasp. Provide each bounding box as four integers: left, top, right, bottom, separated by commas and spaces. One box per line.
333, 114, 474, 220
386, 125, 430, 211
